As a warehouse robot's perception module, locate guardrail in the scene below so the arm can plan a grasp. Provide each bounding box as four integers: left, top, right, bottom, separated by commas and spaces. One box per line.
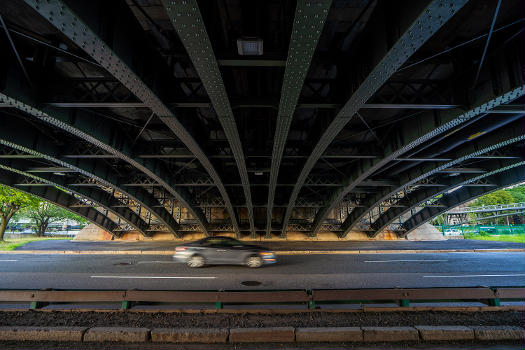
448, 202, 525, 214
0, 287, 523, 310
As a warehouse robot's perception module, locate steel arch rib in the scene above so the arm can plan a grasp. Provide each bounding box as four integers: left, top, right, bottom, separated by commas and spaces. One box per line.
310, 86, 525, 236
280, 0, 469, 236
339, 120, 525, 236
266, 0, 332, 236
0, 158, 149, 236
0, 115, 180, 236
370, 158, 525, 237
0, 91, 193, 236
399, 165, 525, 235
160, 0, 255, 236
22, 0, 237, 236
0, 170, 118, 234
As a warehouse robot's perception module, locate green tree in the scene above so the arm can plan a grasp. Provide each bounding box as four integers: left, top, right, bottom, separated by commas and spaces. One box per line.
0, 185, 39, 241
23, 201, 85, 236
505, 185, 525, 203
470, 189, 515, 224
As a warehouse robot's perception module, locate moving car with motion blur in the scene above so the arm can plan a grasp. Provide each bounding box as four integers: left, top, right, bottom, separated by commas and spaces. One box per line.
173, 236, 276, 268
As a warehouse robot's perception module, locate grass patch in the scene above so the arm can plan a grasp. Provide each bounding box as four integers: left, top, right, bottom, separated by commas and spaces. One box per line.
0, 236, 70, 251
464, 234, 525, 243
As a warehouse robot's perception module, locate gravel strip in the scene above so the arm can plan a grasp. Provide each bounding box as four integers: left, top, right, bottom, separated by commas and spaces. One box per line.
0, 310, 523, 329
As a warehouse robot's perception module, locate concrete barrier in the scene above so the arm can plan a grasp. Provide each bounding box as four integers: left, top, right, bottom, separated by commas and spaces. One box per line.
295, 327, 362, 342
151, 328, 228, 343
0, 326, 87, 341
472, 326, 525, 340
229, 327, 295, 343
362, 327, 419, 342
416, 325, 474, 340
83, 327, 149, 342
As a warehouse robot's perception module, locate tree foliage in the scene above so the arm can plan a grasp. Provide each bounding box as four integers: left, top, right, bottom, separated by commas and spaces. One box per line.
0, 185, 39, 241
22, 201, 85, 237
471, 189, 514, 207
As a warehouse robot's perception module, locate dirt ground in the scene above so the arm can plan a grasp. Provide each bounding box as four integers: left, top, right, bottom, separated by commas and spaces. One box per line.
1, 310, 523, 328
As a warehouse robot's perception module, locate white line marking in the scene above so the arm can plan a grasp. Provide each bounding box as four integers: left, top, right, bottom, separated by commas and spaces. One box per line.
136, 261, 177, 264
365, 260, 448, 263
423, 274, 525, 278
0, 260, 17, 262
91, 275, 216, 279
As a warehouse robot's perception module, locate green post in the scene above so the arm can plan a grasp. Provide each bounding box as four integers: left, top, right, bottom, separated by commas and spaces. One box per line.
307, 289, 315, 309
488, 298, 500, 307
400, 299, 410, 307
30, 301, 45, 309
121, 301, 131, 310
215, 302, 223, 310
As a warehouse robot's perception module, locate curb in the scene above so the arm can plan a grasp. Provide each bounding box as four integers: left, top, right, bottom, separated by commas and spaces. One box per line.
0, 325, 523, 343
2, 248, 524, 255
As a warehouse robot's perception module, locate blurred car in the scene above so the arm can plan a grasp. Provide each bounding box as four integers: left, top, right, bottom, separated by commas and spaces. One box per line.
173, 236, 276, 268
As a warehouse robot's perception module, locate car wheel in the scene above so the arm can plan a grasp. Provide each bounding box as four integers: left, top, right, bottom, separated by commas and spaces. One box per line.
187, 255, 205, 268
246, 255, 263, 268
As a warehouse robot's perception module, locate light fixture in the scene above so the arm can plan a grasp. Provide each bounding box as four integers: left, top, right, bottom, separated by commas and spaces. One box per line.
237, 38, 263, 56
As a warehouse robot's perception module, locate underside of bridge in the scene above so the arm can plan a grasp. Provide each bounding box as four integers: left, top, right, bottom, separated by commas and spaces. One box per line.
0, 0, 524, 240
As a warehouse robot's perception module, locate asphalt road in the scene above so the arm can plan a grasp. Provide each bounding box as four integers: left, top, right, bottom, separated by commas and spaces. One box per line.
0, 252, 523, 290
16, 239, 525, 251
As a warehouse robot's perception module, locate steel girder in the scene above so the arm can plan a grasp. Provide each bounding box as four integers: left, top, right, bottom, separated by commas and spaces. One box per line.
398, 165, 525, 235
309, 48, 525, 237
0, 86, 199, 234
0, 114, 181, 236
21, 0, 235, 236
266, 0, 332, 236
0, 169, 118, 234
340, 122, 525, 236
160, 0, 254, 237
280, 0, 469, 236
370, 158, 525, 237
0, 158, 148, 236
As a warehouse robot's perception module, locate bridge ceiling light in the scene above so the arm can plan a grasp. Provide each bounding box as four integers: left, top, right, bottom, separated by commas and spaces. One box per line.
237, 38, 263, 56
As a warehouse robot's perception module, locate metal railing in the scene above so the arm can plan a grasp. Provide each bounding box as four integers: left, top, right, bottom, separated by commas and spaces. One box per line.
0, 287, 522, 310
448, 202, 525, 214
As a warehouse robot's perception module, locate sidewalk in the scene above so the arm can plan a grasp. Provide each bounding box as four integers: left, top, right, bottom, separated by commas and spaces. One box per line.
3, 239, 524, 255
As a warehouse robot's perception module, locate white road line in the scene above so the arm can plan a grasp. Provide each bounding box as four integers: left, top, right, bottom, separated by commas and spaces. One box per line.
423, 274, 525, 278
0, 260, 17, 262
136, 261, 177, 264
91, 275, 216, 279
365, 260, 448, 263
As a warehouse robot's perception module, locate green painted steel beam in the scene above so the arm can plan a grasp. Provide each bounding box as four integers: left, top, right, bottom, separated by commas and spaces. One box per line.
281, 0, 470, 237
161, 0, 255, 237
266, 0, 332, 237
21, 0, 238, 236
